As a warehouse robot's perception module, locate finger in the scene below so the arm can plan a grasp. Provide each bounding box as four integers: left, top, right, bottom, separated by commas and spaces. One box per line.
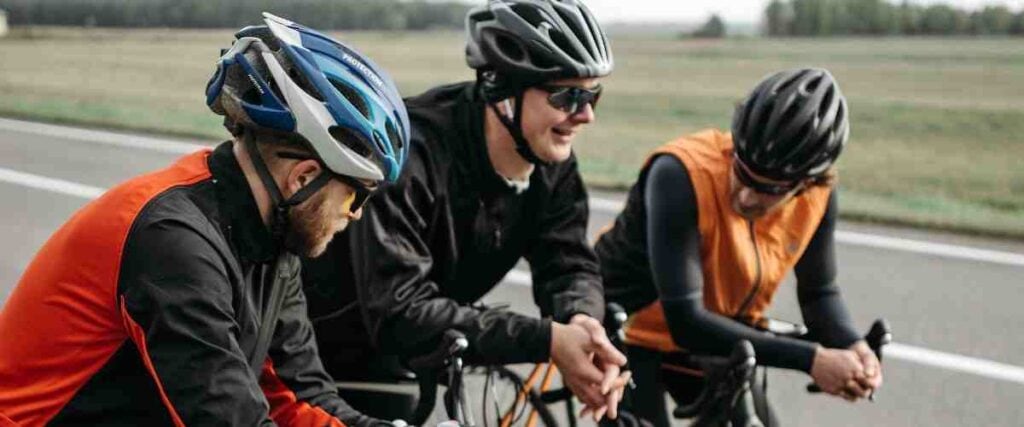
861, 371, 883, 390
603, 370, 632, 396
840, 390, 857, 402
562, 356, 605, 384
580, 406, 593, 420
845, 378, 868, 398
872, 372, 884, 389
855, 369, 882, 390
862, 354, 881, 378
570, 380, 606, 408
611, 370, 632, 390
594, 405, 608, 422
601, 363, 620, 394
594, 340, 628, 366
606, 387, 623, 420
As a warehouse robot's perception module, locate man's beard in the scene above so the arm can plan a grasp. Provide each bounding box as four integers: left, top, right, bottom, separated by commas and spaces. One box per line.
283, 189, 345, 258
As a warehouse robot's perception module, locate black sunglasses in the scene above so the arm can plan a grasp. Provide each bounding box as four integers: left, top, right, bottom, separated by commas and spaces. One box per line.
536, 84, 603, 115
276, 151, 378, 212
732, 156, 801, 196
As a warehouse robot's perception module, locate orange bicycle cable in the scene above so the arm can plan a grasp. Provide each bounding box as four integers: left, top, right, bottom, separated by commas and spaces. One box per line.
501, 363, 545, 427
525, 362, 558, 427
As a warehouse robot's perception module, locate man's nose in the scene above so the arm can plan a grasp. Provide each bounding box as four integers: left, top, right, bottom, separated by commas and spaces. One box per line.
569, 102, 595, 124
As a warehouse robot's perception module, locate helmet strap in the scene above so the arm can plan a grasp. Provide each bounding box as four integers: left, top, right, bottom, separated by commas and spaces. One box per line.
241, 129, 332, 243
488, 89, 550, 166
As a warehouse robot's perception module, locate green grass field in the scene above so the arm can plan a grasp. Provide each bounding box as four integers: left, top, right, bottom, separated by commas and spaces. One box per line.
1, 27, 1022, 237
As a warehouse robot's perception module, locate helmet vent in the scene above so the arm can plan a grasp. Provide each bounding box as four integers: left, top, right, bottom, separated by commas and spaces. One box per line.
553, 7, 589, 58
819, 89, 835, 120
329, 125, 373, 159
510, 3, 548, 28
385, 119, 403, 152
330, 78, 371, 120
549, 30, 580, 62
287, 66, 325, 102
495, 33, 527, 62
240, 83, 263, 105
268, 78, 285, 105
579, 6, 604, 56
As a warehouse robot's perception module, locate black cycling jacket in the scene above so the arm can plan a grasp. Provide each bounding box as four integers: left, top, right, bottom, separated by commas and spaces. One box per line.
596, 155, 860, 372
303, 82, 604, 372
0, 142, 370, 426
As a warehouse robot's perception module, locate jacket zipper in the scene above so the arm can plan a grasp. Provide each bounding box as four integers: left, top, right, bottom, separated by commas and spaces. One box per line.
734, 219, 762, 322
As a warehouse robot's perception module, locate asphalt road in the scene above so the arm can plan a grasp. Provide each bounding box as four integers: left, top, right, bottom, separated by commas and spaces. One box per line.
2, 118, 1023, 426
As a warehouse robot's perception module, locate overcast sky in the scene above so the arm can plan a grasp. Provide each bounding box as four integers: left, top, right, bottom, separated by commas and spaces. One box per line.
462, 0, 1024, 24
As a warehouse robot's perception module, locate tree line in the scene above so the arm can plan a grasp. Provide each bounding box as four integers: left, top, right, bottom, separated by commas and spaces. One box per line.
765, 0, 1024, 36
0, 0, 471, 30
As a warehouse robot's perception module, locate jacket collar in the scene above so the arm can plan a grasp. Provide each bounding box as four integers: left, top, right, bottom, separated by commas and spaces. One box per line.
208, 141, 277, 263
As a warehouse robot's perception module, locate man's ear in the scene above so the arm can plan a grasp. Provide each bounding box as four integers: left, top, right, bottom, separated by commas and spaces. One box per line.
286, 159, 323, 195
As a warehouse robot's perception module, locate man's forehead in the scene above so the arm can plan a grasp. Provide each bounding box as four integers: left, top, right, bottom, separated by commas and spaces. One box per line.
547, 76, 601, 89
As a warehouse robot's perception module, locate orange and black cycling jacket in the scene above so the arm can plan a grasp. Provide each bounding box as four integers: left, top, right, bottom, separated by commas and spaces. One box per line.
0, 143, 358, 426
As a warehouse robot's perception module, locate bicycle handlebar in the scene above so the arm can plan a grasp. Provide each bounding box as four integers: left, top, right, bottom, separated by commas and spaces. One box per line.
806, 318, 891, 398
409, 329, 469, 426
672, 340, 757, 420
407, 329, 469, 372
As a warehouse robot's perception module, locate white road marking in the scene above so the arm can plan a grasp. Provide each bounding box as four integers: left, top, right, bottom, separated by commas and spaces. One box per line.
886, 343, 1024, 385
0, 117, 205, 155
832, 230, 1024, 267
501, 270, 1024, 386
591, 196, 1024, 268
0, 167, 105, 199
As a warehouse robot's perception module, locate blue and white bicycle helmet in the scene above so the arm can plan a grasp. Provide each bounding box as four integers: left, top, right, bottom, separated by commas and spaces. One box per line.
207, 12, 408, 184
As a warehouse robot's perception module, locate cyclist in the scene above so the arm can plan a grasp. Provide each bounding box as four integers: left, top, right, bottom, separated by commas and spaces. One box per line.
593, 68, 883, 426
0, 13, 407, 426
302, 0, 630, 421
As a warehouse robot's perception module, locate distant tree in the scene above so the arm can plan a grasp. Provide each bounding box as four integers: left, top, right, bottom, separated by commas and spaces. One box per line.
975, 5, 1015, 35
829, 0, 852, 35
790, 0, 818, 35
898, 0, 924, 35
920, 4, 959, 34
847, 0, 877, 34
0, 0, 470, 30
765, 0, 794, 36
691, 14, 727, 38
1013, 12, 1024, 35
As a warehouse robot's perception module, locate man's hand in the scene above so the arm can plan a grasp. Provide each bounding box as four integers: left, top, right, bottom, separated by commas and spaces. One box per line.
551, 322, 606, 408
810, 346, 868, 402
849, 340, 883, 393
566, 315, 630, 421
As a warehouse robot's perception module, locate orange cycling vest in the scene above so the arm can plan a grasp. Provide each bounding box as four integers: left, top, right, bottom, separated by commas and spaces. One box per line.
624, 129, 832, 353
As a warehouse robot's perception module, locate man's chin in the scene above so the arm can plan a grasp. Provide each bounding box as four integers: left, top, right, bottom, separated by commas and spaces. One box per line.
732, 202, 765, 220
538, 144, 573, 163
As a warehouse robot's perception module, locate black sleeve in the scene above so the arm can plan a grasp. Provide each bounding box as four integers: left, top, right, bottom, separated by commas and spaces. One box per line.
265, 256, 379, 427
120, 219, 275, 426
525, 158, 605, 323
350, 148, 552, 366
793, 192, 862, 348
645, 155, 819, 372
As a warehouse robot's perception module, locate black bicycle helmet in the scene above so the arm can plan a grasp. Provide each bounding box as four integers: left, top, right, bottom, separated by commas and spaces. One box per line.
732, 68, 849, 181
465, 0, 613, 164
466, 0, 612, 99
